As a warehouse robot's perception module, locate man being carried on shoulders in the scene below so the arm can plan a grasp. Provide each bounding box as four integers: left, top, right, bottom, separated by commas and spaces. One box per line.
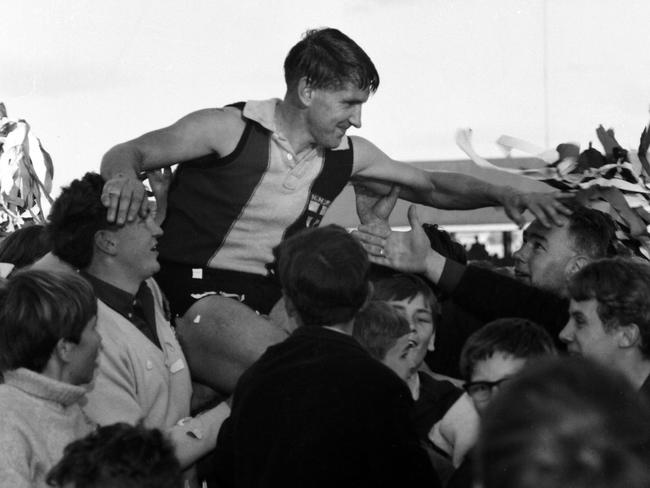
102, 27, 569, 316
99, 28, 568, 390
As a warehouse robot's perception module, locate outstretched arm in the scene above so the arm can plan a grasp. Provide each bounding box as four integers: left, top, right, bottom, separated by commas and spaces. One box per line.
353, 207, 570, 336
100, 107, 244, 224
351, 135, 570, 228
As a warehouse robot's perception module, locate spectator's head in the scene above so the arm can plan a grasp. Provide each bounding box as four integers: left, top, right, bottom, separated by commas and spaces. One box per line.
284, 28, 379, 93
372, 273, 438, 369
273, 224, 370, 328
0, 224, 51, 272
460, 318, 556, 413
477, 356, 650, 488
560, 258, 650, 380
513, 205, 616, 296
0, 269, 99, 385
283, 28, 379, 149
48, 172, 162, 283
47, 423, 183, 488
353, 300, 415, 382
47, 172, 109, 269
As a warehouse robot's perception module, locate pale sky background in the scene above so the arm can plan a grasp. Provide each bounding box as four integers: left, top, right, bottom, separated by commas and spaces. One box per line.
3, 0, 650, 199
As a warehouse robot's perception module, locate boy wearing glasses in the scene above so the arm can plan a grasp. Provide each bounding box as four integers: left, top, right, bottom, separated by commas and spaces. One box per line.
432, 317, 556, 486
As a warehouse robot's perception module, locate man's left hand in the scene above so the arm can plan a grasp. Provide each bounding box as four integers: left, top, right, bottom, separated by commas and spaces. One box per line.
500, 187, 572, 228
352, 205, 432, 274
354, 183, 400, 226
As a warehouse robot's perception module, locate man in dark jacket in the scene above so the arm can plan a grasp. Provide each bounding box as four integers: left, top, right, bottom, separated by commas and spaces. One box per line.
214, 225, 439, 488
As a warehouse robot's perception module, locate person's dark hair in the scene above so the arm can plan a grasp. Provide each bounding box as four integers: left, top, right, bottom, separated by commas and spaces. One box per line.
47, 172, 114, 269
284, 28, 379, 92
477, 356, 650, 488
0, 268, 97, 373
273, 224, 369, 327
459, 317, 556, 380
568, 257, 650, 359
372, 273, 438, 314
564, 203, 618, 259
0, 224, 51, 269
46, 422, 183, 488
353, 301, 411, 361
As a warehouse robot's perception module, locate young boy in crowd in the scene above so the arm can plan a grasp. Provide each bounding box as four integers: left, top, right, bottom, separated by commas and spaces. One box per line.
352, 301, 416, 385
434, 318, 556, 487
0, 269, 99, 487
359, 273, 462, 437
354, 298, 460, 484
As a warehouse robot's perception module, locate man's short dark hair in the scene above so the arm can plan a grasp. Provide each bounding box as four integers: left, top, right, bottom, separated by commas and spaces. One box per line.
273, 224, 369, 327
459, 318, 556, 380
0, 269, 97, 373
477, 356, 650, 488
284, 28, 379, 92
372, 273, 439, 314
47, 172, 113, 269
565, 204, 618, 259
46, 423, 183, 488
353, 301, 411, 361
568, 257, 650, 359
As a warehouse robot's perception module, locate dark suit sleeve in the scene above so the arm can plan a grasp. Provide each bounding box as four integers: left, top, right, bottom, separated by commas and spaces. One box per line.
438, 260, 570, 338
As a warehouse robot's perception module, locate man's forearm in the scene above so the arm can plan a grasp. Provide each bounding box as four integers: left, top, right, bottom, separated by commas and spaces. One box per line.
422, 172, 505, 210
100, 143, 143, 180
169, 401, 231, 468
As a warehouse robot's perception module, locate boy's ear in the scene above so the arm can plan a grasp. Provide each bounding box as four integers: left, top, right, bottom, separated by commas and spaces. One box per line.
95, 229, 118, 256
427, 332, 436, 352
566, 255, 589, 278
55, 338, 75, 364
619, 323, 641, 349
297, 77, 315, 107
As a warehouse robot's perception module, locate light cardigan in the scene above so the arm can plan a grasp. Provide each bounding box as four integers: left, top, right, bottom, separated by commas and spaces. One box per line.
83, 278, 193, 429
82, 278, 229, 468
0, 368, 95, 488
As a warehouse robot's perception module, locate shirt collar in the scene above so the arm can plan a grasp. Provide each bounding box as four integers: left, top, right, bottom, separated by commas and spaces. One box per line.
4, 368, 88, 407
82, 271, 141, 317
242, 98, 282, 133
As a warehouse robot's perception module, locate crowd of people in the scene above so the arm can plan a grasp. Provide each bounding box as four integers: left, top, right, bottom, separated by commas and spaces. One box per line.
1, 26, 649, 488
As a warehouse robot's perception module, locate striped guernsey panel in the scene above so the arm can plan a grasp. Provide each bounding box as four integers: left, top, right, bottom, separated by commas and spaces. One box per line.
158, 100, 354, 276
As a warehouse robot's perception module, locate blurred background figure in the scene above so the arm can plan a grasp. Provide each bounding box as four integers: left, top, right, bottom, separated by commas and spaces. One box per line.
477, 356, 650, 488
47, 423, 183, 488
0, 224, 51, 277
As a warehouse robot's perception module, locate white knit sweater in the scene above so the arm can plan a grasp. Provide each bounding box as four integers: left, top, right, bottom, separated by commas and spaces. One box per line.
0, 368, 95, 487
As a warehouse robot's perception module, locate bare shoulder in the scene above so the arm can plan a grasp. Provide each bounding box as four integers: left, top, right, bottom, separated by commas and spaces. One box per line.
351, 135, 421, 179
350, 135, 392, 175
178, 107, 246, 140
154, 106, 246, 158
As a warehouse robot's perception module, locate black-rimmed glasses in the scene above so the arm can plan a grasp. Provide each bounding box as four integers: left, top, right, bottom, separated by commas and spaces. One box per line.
463, 377, 511, 402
